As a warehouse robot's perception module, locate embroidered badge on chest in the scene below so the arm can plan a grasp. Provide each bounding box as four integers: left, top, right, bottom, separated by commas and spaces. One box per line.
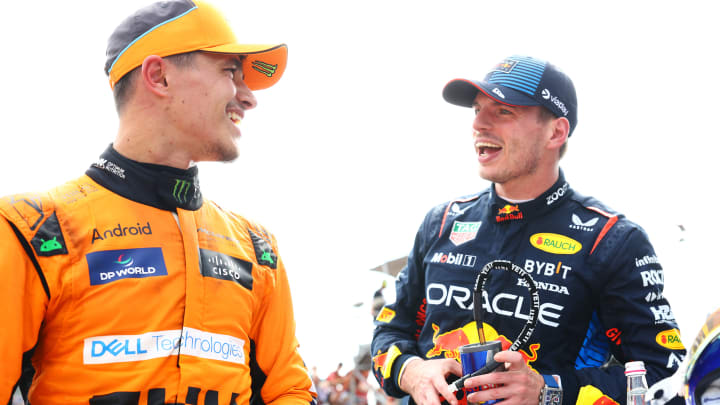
248, 229, 277, 269
449, 221, 482, 246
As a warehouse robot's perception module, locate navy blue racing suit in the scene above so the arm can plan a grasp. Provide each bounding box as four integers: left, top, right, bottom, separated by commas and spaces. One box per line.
371, 170, 685, 405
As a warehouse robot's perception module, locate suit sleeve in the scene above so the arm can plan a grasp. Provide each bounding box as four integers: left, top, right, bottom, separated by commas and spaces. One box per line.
0, 216, 48, 403
251, 242, 316, 405
557, 223, 686, 405
371, 209, 437, 398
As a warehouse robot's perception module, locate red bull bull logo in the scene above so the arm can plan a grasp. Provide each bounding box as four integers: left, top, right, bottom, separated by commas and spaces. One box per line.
497, 205, 519, 215
425, 322, 540, 370
425, 322, 477, 360
496, 205, 523, 223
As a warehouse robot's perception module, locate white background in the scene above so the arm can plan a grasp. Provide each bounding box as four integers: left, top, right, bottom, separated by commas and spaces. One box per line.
1, 0, 718, 376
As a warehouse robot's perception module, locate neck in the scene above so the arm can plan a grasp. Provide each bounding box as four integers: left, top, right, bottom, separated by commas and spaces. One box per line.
114, 114, 193, 170
494, 163, 560, 201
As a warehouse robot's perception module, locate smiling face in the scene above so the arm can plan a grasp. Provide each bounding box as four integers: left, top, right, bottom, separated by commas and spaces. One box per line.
165, 52, 257, 163
471, 92, 557, 193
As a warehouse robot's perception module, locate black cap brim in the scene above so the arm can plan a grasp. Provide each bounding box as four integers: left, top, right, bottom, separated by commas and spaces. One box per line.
443, 79, 540, 108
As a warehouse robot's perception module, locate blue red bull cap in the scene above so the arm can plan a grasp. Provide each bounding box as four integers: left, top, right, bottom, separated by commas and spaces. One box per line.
442, 55, 578, 136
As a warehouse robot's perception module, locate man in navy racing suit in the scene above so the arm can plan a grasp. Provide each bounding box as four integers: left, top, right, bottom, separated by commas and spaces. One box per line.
370, 55, 686, 405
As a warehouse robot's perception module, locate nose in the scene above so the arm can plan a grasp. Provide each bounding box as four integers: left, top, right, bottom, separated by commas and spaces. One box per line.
472, 106, 492, 133
235, 79, 258, 110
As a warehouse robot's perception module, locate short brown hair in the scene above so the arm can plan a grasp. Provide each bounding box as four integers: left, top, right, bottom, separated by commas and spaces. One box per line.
112, 52, 198, 114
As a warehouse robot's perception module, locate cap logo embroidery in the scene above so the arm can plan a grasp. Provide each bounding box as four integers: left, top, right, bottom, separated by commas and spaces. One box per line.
252, 60, 278, 77
493, 59, 517, 73
541, 89, 551, 99
492, 88, 506, 99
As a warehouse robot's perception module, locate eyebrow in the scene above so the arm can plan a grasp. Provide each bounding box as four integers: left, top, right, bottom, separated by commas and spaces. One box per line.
472, 99, 518, 109
229, 57, 243, 69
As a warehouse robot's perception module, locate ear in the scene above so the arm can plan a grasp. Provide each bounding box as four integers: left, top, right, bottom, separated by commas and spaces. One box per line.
548, 117, 570, 150
139, 55, 169, 97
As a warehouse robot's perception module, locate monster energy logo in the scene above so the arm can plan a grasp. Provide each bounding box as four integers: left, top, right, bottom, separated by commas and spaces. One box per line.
252, 60, 278, 77
172, 179, 192, 204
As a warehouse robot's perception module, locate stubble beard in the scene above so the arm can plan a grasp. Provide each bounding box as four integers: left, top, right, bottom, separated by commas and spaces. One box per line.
205, 138, 239, 163
478, 147, 541, 186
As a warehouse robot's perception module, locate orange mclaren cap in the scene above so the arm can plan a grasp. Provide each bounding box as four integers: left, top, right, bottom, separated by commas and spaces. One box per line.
104, 0, 287, 90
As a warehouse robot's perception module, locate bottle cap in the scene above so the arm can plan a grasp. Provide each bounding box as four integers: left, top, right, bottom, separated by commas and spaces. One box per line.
624, 360, 647, 376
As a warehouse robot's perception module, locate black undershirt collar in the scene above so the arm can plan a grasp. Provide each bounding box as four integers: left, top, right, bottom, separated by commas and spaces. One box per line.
85, 144, 203, 211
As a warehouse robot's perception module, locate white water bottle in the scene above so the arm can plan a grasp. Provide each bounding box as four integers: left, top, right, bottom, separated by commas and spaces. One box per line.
625, 361, 648, 405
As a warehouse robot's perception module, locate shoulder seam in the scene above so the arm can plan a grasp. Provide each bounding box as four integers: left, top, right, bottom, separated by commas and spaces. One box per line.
586, 206, 614, 218
437, 195, 481, 237
6, 219, 51, 299
589, 215, 619, 255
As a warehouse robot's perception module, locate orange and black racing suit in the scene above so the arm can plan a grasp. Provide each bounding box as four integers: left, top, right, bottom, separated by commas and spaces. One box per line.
0, 145, 317, 405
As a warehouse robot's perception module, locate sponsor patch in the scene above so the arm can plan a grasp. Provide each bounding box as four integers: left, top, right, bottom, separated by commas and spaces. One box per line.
83, 328, 245, 365
92, 222, 152, 243
530, 233, 582, 254
87, 247, 167, 285
496, 204, 523, 223
645, 291, 663, 302
449, 221, 481, 246
93, 158, 126, 179
382, 345, 403, 379
577, 385, 619, 405
248, 229, 277, 269
546, 183, 569, 206
430, 251, 477, 268
650, 305, 676, 324
31, 212, 68, 256
641, 269, 664, 287
493, 59, 518, 73
523, 259, 572, 279
199, 248, 253, 290
569, 214, 598, 232
635, 255, 660, 267
605, 328, 622, 345
656, 329, 684, 350
376, 307, 396, 323
666, 352, 684, 368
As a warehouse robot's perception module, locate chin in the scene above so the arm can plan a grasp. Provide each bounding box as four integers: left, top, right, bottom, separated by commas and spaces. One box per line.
202, 142, 239, 163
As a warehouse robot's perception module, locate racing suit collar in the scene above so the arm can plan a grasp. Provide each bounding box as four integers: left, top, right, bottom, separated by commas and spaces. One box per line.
489, 169, 571, 223
86, 144, 204, 211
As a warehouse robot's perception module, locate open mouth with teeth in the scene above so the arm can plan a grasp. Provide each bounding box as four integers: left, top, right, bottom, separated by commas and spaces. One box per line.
476, 142, 502, 157
227, 111, 242, 125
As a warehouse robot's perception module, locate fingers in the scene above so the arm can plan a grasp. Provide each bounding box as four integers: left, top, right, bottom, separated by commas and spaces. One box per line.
403, 358, 463, 405
463, 351, 543, 405
492, 350, 525, 371
434, 375, 459, 405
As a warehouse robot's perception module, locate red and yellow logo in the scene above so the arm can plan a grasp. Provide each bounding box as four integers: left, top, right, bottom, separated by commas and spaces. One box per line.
372, 345, 402, 380
656, 328, 684, 350
376, 307, 395, 323
425, 321, 539, 371
530, 233, 582, 254
497, 205, 519, 215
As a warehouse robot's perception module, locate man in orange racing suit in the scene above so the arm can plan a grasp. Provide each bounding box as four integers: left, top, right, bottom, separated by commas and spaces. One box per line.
0, 1, 316, 404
